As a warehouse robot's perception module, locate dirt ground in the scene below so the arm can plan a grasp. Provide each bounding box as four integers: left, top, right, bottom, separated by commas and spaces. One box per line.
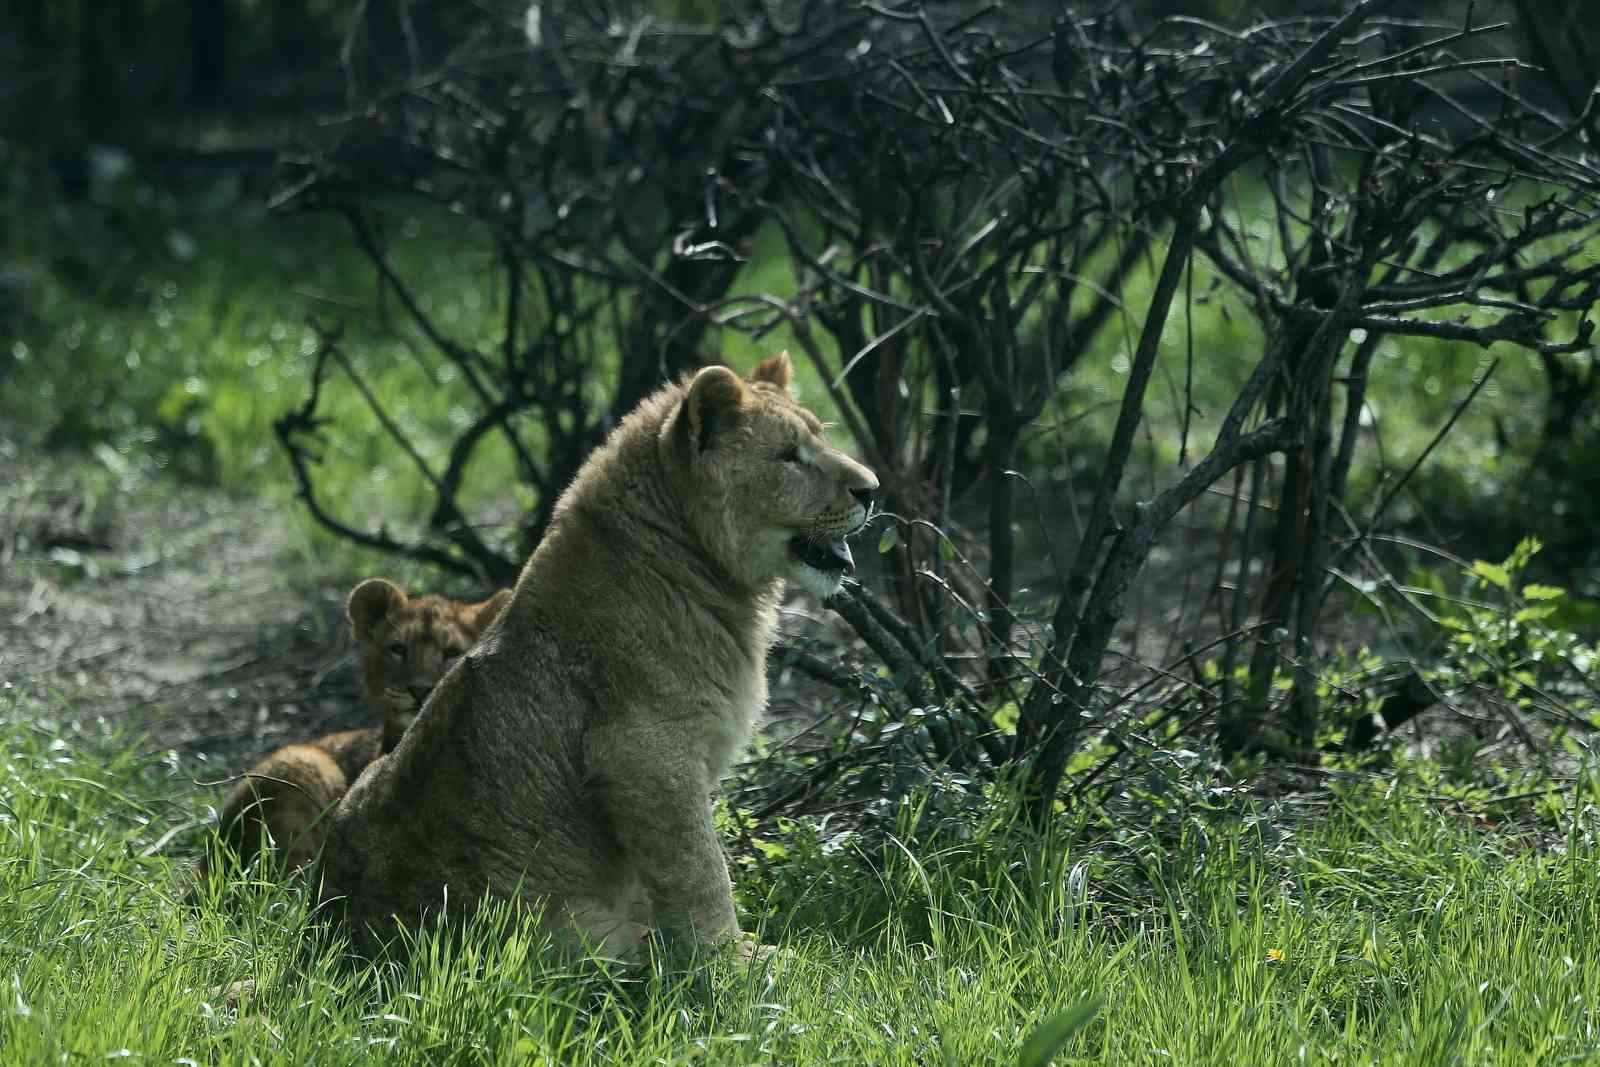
0, 446, 371, 787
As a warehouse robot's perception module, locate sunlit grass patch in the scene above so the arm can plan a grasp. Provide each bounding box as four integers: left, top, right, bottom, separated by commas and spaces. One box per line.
5, 683, 1600, 1064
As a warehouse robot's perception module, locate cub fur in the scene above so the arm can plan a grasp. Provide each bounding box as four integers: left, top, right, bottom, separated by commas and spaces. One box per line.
194, 580, 510, 885
318, 353, 878, 957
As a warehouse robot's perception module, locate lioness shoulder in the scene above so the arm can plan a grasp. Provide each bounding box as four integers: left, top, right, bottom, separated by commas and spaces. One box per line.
318, 353, 877, 959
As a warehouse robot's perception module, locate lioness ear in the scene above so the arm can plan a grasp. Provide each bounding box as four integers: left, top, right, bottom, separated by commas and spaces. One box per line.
750, 351, 793, 391
347, 578, 406, 641
470, 588, 514, 633
681, 365, 746, 453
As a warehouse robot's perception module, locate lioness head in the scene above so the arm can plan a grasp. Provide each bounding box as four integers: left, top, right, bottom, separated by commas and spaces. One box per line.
346, 579, 513, 746
663, 352, 879, 599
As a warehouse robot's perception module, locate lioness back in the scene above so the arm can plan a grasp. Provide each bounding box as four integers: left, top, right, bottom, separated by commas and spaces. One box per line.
192, 580, 510, 888
319, 354, 877, 959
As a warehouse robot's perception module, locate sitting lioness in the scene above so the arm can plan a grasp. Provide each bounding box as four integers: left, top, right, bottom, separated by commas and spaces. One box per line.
194, 580, 510, 885
317, 353, 877, 958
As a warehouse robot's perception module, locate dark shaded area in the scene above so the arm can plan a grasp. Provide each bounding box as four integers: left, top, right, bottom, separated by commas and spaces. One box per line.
6, 2, 1592, 159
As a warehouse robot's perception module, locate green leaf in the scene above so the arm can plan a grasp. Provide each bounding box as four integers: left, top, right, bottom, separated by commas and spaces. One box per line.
993, 702, 1020, 736
1471, 560, 1511, 590
939, 536, 956, 562
878, 525, 901, 554
1522, 584, 1564, 601
754, 839, 790, 860
1019, 998, 1103, 1067
1514, 604, 1558, 623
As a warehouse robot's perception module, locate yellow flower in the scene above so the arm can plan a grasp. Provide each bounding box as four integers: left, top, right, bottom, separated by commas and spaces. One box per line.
1265, 948, 1286, 964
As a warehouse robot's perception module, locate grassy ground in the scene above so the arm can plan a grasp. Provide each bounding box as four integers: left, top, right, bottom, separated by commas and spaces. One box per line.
4, 687, 1599, 1065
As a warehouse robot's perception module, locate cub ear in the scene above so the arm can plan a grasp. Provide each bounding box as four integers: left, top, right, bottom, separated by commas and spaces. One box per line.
469, 588, 514, 633
347, 578, 406, 641
681, 364, 746, 453
750, 351, 793, 391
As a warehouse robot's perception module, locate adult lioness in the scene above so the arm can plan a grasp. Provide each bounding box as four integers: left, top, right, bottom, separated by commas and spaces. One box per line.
194, 580, 510, 884
318, 353, 877, 958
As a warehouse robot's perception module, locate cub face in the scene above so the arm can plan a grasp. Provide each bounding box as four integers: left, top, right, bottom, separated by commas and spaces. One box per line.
665, 353, 880, 599
345, 579, 513, 747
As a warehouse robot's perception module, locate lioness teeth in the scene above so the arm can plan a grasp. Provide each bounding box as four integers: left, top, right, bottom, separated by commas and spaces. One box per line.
830, 538, 854, 573
791, 536, 854, 574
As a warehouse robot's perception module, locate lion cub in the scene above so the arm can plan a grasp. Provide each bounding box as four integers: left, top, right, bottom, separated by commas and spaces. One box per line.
193, 580, 510, 886
319, 353, 877, 959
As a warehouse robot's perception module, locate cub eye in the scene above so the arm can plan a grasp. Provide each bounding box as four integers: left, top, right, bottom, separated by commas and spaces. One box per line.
385, 641, 406, 659
778, 444, 801, 464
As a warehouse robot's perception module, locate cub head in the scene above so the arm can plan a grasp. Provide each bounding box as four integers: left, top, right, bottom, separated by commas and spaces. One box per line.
662, 352, 879, 599
345, 578, 513, 747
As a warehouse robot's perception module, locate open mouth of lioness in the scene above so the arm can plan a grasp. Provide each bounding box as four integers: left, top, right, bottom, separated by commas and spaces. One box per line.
787, 535, 855, 578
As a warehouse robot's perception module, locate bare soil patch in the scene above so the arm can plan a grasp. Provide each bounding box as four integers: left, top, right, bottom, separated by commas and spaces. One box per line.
0, 444, 368, 782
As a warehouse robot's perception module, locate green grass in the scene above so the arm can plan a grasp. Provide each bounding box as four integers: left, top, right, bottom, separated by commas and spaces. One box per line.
5, 685, 1600, 1065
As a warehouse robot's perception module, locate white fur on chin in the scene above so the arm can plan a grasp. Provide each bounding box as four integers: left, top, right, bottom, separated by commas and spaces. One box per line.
792, 564, 847, 600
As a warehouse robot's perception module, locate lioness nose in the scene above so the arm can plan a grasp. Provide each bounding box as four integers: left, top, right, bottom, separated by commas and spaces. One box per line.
407, 685, 432, 705
851, 486, 877, 511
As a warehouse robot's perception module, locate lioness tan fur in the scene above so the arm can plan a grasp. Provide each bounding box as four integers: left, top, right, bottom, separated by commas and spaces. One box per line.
317, 354, 877, 957
194, 581, 510, 884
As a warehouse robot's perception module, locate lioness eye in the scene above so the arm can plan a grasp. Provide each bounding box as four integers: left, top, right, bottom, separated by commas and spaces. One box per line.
386, 641, 406, 658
